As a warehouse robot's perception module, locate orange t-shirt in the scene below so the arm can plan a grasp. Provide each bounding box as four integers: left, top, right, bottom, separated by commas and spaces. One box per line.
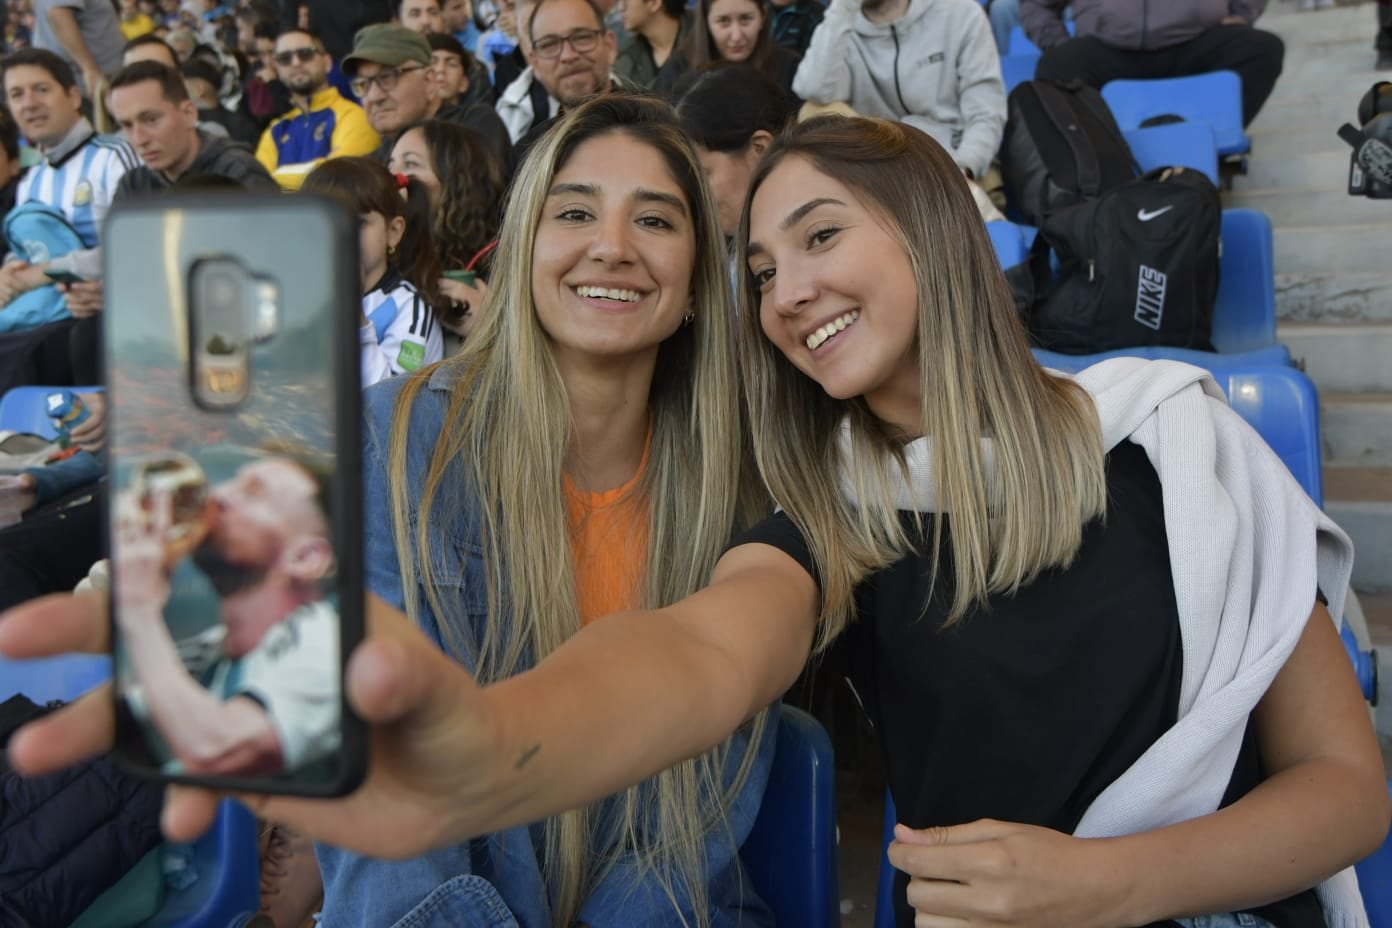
562, 428, 652, 626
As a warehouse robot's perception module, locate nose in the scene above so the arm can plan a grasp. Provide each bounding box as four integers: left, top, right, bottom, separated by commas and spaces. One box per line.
769, 265, 816, 318
586, 210, 635, 265
558, 39, 581, 62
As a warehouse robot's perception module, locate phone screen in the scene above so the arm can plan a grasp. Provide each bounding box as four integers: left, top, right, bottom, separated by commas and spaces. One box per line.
43, 269, 85, 285
102, 195, 364, 796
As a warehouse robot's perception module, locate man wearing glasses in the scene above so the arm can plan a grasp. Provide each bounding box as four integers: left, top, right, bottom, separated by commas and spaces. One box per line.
343, 23, 512, 170
496, 0, 624, 153
254, 27, 380, 190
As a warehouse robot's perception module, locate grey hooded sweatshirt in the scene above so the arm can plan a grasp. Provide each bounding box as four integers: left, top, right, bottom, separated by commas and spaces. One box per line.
1021, 0, 1271, 52
792, 0, 1005, 179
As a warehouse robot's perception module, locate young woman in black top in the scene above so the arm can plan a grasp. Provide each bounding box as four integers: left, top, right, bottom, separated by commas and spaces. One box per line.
5, 110, 1387, 928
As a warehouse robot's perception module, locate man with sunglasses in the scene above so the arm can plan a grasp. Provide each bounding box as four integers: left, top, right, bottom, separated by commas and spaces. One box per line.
254, 27, 379, 190
343, 23, 512, 170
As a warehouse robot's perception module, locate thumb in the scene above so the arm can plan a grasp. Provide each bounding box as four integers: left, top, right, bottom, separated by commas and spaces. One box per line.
344, 594, 477, 726
893, 819, 1016, 847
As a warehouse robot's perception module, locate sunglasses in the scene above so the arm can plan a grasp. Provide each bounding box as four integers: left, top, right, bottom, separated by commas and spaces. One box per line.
273, 47, 319, 66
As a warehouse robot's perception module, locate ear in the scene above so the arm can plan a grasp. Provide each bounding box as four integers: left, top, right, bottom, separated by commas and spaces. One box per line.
748, 128, 774, 157
386, 214, 407, 249
179, 97, 199, 125
65, 83, 83, 111
280, 535, 334, 582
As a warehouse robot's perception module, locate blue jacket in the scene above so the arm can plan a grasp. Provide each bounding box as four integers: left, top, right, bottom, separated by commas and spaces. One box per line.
315, 365, 777, 928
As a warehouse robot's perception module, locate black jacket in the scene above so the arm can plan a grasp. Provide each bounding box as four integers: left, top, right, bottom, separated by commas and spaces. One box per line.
0, 695, 165, 927
115, 131, 280, 198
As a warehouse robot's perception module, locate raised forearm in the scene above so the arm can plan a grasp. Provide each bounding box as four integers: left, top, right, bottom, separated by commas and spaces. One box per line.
45, 7, 99, 73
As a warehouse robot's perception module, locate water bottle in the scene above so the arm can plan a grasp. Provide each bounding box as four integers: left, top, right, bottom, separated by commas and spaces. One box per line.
45, 390, 90, 450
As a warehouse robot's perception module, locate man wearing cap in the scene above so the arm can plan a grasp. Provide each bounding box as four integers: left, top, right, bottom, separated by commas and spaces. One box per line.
255, 27, 379, 189
342, 22, 512, 170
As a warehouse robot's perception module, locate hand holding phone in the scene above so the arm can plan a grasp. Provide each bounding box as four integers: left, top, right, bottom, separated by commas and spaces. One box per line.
43, 268, 86, 285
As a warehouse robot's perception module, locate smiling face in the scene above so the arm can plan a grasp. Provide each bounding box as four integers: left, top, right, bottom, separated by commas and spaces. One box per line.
706, 0, 762, 62
527, 0, 615, 108
746, 155, 921, 425
389, 126, 442, 206
530, 131, 695, 369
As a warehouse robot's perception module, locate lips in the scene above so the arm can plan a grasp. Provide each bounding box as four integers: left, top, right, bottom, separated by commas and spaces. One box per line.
803, 309, 861, 351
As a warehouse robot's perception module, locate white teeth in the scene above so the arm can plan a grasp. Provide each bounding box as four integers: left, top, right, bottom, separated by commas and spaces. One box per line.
576, 285, 642, 303
804, 310, 860, 350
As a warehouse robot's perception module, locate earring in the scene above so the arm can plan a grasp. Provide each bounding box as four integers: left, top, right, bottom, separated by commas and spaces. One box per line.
388, 244, 397, 257
683, 311, 695, 326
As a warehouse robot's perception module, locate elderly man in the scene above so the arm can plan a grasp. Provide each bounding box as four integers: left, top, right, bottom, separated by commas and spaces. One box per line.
342, 23, 511, 167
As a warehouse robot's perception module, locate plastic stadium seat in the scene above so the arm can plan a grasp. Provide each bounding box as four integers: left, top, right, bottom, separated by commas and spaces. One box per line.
742, 706, 839, 928
1000, 53, 1038, 95
0, 656, 260, 927
1123, 122, 1220, 185
1102, 71, 1251, 156
0, 385, 105, 439
874, 792, 898, 928
986, 221, 1027, 268
1214, 209, 1277, 354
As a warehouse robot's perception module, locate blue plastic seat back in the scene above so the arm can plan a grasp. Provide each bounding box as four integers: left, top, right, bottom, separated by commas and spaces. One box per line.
742, 705, 839, 928
0, 385, 105, 439
1102, 71, 1250, 156
874, 792, 898, 928
1000, 53, 1038, 94
1123, 122, 1220, 185
1213, 209, 1277, 354
986, 221, 1027, 269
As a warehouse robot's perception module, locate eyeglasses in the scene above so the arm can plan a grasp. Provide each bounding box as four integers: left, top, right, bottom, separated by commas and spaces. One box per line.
272, 46, 319, 66
349, 65, 426, 98
530, 28, 602, 59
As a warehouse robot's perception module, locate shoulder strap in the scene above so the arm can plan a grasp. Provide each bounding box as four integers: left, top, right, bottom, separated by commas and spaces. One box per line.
1033, 81, 1104, 198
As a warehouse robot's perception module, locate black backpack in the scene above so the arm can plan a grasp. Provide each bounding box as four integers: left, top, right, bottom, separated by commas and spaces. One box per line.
1009, 166, 1223, 355
1001, 79, 1140, 226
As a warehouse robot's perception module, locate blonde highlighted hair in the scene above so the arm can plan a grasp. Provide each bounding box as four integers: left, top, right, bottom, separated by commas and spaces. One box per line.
735, 116, 1109, 650
386, 95, 768, 926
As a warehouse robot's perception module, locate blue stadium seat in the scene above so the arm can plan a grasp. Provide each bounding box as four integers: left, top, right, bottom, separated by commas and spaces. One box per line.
0, 655, 260, 926
0, 385, 104, 439
1102, 71, 1251, 156
742, 705, 839, 928
1007, 24, 1041, 56
986, 220, 1027, 268
874, 792, 898, 928
1123, 122, 1220, 184
1215, 209, 1278, 355
1000, 53, 1038, 95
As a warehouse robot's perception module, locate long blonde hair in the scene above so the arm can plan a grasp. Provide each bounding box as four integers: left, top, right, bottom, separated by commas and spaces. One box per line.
735, 117, 1108, 650
387, 95, 769, 926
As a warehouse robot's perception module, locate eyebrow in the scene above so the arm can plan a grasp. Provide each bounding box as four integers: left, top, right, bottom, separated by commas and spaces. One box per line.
546, 182, 689, 216
746, 197, 847, 259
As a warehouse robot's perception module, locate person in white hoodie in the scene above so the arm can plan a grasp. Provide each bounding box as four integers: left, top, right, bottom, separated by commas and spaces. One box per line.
791, 0, 1005, 184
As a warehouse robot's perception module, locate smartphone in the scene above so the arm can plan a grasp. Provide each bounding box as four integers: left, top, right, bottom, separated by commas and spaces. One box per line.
43, 268, 86, 285
102, 192, 366, 796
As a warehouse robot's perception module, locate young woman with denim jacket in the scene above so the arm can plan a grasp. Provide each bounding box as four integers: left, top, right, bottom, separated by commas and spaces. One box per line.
7, 109, 1387, 928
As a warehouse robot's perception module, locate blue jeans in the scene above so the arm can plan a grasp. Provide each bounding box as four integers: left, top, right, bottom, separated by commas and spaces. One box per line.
1176, 915, 1276, 928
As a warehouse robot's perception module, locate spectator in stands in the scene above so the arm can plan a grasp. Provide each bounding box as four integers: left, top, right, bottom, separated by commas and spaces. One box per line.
0, 49, 135, 348
301, 157, 444, 385
108, 60, 277, 194
767, 0, 822, 55
389, 118, 504, 339
343, 23, 512, 171
1024, 0, 1285, 127
496, 0, 622, 149
427, 30, 493, 105
242, 21, 291, 129
987, 0, 1020, 52
181, 57, 259, 143
611, 0, 687, 90
397, 0, 445, 34
120, 30, 176, 66
32, 0, 123, 97
673, 64, 791, 239
278, 0, 394, 65
441, 0, 481, 53
119, 0, 156, 40
654, 0, 800, 101
0, 106, 23, 217
793, 0, 1004, 190
478, 0, 527, 88
255, 27, 379, 188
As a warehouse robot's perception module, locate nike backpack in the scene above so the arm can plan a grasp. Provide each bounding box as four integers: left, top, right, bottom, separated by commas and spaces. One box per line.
1000, 78, 1140, 226
1010, 166, 1223, 354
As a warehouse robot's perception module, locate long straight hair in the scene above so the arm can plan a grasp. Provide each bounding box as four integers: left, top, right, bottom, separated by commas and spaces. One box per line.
386, 95, 769, 926
680, 0, 778, 79
735, 117, 1109, 649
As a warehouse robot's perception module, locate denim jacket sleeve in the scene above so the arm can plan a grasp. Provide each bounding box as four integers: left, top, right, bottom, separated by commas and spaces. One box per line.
576, 703, 780, 928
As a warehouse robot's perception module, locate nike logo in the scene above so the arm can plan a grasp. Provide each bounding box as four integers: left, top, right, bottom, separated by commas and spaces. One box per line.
1137, 206, 1175, 222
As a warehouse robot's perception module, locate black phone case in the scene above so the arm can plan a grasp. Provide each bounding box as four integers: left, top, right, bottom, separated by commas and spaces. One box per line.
102, 192, 366, 797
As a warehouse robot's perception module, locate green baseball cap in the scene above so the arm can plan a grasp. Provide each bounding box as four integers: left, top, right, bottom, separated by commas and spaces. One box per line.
342, 24, 431, 75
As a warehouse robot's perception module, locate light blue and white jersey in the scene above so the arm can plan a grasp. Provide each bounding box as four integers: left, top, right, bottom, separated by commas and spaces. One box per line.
359, 270, 443, 388
13, 131, 138, 248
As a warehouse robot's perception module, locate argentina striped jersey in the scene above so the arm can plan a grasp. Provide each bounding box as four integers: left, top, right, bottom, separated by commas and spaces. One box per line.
359, 270, 443, 387
14, 132, 138, 248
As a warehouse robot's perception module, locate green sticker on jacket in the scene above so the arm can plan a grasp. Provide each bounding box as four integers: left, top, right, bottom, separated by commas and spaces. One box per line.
397, 340, 425, 371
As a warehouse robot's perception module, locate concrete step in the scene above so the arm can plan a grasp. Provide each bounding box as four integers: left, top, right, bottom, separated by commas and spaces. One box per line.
1322, 393, 1392, 468
1277, 272, 1392, 324
1278, 322, 1392, 392
1225, 185, 1387, 226
1244, 123, 1359, 158
1325, 467, 1392, 593
1262, 3, 1380, 44
1274, 223, 1389, 277
1234, 146, 1354, 192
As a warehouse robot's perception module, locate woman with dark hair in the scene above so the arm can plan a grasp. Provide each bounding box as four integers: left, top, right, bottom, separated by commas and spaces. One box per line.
612, 0, 689, 89
389, 119, 506, 341
653, 0, 800, 103
673, 64, 792, 240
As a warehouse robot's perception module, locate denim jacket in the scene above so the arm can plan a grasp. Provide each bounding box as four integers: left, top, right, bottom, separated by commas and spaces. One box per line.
316, 366, 778, 928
